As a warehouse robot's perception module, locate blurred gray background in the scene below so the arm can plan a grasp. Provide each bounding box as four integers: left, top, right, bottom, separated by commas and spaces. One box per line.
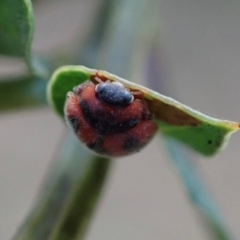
1, 0, 240, 239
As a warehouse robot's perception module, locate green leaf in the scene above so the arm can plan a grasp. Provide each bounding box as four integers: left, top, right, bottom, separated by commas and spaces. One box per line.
157, 121, 234, 156
0, 0, 34, 60
47, 66, 94, 117
48, 65, 239, 156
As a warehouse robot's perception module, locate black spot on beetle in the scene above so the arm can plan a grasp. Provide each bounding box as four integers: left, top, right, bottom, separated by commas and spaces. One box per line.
87, 136, 109, 155
68, 117, 80, 133
123, 137, 141, 151
80, 100, 99, 127
80, 100, 139, 135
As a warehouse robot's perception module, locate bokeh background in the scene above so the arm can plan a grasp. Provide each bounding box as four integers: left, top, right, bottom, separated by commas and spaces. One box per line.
1, 0, 240, 239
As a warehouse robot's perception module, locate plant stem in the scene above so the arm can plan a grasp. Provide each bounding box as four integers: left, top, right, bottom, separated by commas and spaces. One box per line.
12, 135, 110, 240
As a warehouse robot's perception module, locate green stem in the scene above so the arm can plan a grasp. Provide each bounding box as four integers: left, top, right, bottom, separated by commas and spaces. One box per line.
12, 135, 110, 240
165, 138, 234, 240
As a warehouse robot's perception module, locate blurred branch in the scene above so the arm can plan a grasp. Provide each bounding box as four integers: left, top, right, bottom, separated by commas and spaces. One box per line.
77, 0, 114, 67
165, 138, 234, 240
12, 134, 110, 240
0, 76, 47, 112
96, 0, 153, 76
0, 55, 54, 113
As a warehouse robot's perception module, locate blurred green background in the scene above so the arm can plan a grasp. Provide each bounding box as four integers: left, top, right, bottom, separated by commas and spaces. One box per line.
0, 0, 240, 239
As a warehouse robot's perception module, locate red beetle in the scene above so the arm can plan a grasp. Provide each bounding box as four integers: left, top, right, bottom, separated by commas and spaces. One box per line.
64, 77, 158, 157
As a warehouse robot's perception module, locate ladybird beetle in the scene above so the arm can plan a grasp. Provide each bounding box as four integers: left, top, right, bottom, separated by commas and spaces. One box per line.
64, 76, 158, 157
